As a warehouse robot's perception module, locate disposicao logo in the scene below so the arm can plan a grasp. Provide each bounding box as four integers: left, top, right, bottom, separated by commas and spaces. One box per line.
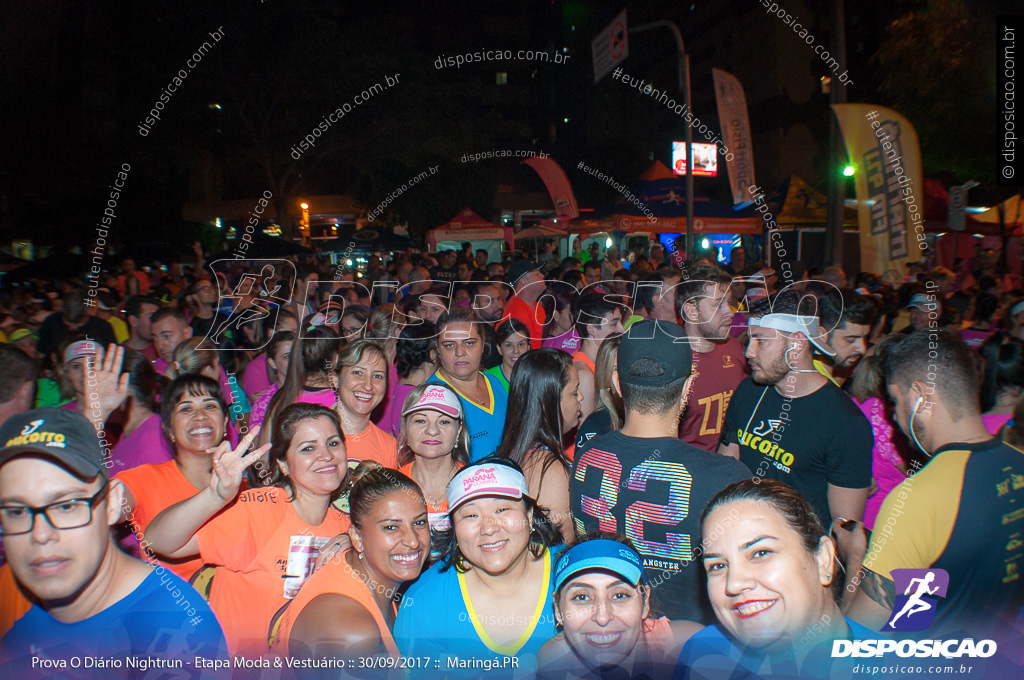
832, 569, 998, 659
883, 568, 948, 633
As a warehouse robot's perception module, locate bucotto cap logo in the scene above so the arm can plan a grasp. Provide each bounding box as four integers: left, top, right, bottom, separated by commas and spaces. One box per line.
882, 568, 949, 632
462, 467, 498, 491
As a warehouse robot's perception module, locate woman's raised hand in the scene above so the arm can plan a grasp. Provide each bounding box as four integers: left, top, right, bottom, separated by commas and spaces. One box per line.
85, 344, 130, 428
208, 426, 270, 503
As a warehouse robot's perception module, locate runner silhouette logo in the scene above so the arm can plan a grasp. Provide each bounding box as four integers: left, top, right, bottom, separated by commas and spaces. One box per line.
881, 568, 949, 633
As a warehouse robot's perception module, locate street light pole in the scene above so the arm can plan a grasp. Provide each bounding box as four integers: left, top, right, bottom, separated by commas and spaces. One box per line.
825, 0, 848, 269
631, 21, 694, 264
300, 202, 311, 248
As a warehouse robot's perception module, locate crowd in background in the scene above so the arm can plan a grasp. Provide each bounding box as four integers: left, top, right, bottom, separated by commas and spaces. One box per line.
0, 236, 1021, 679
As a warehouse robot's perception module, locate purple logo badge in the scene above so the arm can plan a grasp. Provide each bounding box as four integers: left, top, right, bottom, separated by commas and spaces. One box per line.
881, 568, 949, 632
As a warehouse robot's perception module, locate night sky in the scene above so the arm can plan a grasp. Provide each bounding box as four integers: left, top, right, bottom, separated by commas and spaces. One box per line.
0, 0, 1008, 257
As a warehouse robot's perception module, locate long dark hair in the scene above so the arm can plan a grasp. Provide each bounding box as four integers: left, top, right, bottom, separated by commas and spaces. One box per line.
435, 457, 562, 573
980, 333, 1024, 412
263, 330, 296, 386
264, 402, 347, 500
395, 322, 437, 379
160, 375, 228, 444
496, 349, 574, 481
121, 347, 163, 414
261, 322, 340, 445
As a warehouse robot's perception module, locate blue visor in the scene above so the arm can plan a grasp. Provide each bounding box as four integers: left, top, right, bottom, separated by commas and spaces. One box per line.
554, 539, 644, 592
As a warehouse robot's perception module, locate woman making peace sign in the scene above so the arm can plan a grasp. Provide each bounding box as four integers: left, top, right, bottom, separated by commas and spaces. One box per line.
147, 403, 351, 656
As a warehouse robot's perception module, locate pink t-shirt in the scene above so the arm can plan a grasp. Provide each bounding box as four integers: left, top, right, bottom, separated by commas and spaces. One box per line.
960, 328, 996, 349
108, 413, 174, 477
250, 385, 280, 429
982, 413, 1013, 435
381, 383, 417, 437
371, 362, 399, 432
242, 354, 272, 400
856, 396, 907, 529
251, 386, 337, 430
298, 387, 338, 409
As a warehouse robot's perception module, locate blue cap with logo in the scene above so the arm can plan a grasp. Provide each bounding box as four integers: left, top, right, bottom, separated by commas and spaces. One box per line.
554, 539, 645, 592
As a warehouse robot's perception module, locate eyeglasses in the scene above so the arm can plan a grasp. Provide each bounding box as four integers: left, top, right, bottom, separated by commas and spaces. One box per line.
0, 485, 110, 536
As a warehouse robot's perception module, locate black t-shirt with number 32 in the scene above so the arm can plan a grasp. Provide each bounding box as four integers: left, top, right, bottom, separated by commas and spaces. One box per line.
570, 431, 750, 623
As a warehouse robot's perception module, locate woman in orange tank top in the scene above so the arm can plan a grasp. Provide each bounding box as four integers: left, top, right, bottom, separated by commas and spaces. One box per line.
272, 464, 429, 659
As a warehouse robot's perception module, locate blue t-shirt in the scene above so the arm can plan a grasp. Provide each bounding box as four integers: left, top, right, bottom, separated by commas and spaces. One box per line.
1, 567, 229, 679
395, 545, 563, 678
675, 618, 877, 680
427, 371, 509, 462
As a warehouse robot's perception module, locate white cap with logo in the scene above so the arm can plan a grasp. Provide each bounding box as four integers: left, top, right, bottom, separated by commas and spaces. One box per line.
401, 384, 464, 419
446, 462, 529, 512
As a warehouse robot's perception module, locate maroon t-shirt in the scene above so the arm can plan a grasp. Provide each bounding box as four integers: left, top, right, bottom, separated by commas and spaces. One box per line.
680, 336, 749, 452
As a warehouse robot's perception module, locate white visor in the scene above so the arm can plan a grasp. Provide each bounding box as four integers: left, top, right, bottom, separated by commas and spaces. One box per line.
748, 313, 836, 357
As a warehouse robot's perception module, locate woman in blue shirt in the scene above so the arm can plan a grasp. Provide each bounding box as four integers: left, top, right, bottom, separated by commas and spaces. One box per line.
394, 457, 564, 678
676, 479, 876, 679
426, 307, 509, 462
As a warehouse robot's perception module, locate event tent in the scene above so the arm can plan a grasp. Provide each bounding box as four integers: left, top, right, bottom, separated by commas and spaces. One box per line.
568, 161, 761, 235
428, 208, 514, 256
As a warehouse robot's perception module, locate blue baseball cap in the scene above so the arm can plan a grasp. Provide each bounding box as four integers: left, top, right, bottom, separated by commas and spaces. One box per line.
554, 539, 644, 592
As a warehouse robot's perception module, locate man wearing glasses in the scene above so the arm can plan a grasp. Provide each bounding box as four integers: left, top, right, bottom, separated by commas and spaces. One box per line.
0, 408, 228, 677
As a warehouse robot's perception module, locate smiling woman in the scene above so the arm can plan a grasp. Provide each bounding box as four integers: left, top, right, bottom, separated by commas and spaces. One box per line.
272, 463, 429, 660
676, 479, 875, 679
334, 339, 398, 469
115, 374, 229, 582
537, 533, 700, 680
145, 403, 351, 656
394, 457, 563, 678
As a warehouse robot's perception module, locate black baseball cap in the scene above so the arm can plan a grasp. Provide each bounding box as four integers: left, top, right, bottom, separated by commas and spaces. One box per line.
617, 320, 693, 386
0, 408, 108, 481
506, 258, 544, 286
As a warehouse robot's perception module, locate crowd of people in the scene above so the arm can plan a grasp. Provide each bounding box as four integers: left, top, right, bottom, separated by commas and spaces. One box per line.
0, 239, 1021, 679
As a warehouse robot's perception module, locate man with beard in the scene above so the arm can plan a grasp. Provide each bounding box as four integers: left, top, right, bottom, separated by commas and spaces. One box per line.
718, 290, 872, 527
635, 267, 683, 324
471, 280, 508, 324
468, 280, 505, 369
816, 287, 879, 386
677, 264, 750, 452
841, 330, 1024, 652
